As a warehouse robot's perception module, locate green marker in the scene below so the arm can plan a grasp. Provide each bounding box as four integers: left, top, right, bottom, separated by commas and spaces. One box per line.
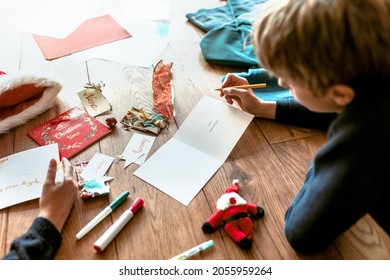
76, 191, 130, 240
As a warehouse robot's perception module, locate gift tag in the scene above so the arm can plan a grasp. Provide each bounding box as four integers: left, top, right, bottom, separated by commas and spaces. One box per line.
80, 152, 115, 180
77, 82, 111, 117
117, 133, 156, 168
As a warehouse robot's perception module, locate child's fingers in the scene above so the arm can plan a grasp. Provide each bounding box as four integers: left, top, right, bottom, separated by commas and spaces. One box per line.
223, 73, 248, 86
45, 159, 57, 184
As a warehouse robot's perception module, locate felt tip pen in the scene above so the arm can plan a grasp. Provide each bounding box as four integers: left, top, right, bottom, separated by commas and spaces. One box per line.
169, 240, 214, 260
54, 168, 64, 186
76, 191, 130, 240
93, 197, 144, 253
54, 160, 65, 186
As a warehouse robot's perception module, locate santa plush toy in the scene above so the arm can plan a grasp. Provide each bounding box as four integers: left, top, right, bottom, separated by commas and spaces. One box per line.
202, 179, 265, 250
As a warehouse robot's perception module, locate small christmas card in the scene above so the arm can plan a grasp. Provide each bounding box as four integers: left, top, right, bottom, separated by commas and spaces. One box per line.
28, 107, 111, 159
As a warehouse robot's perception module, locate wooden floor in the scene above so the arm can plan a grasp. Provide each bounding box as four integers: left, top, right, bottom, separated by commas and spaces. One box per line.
1, 0, 389, 260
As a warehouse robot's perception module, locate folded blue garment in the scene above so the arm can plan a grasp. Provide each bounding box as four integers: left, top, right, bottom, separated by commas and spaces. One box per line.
199, 18, 259, 67
186, 0, 268, 67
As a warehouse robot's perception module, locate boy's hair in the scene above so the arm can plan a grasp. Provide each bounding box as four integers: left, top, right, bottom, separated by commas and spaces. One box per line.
253, 0, 390, 95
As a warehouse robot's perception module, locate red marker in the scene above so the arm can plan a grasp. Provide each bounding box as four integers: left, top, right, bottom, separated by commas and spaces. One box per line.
93, 197, 144, 252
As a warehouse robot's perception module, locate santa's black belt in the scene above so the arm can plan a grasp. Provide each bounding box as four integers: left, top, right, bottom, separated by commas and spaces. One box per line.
224, 213, 249, 224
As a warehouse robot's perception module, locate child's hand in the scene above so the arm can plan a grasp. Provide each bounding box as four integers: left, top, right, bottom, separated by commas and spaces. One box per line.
38, 158, 78, 232
219, 73, 251, 105
219, 73, 276, 118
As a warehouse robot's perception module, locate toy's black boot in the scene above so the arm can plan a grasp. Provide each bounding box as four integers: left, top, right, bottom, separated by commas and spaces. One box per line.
238, 237, 252, 250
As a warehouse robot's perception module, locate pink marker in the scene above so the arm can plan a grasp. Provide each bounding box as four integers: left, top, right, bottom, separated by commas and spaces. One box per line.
93, 197, 144, 253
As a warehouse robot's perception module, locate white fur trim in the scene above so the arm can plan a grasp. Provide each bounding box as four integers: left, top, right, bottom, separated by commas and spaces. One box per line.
216, 192, 247, 210
0, 73, 62, 134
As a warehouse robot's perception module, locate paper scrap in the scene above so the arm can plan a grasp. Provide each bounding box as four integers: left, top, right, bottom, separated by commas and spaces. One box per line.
75, 156, 114, 198
83, 177, 112, 194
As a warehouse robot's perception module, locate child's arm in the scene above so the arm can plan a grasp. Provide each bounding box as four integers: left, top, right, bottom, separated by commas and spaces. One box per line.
2, 158, 78, 260
276, 97, 338, 131
220, 73, 337, 131
3, 217, 62, 260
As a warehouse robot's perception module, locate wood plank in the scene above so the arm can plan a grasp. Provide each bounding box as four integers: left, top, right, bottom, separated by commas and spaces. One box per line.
334, 215, 390, 259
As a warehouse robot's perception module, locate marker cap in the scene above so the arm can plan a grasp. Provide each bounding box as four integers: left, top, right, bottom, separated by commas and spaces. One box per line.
130, 197, 144, 213
110, 191, 130, 210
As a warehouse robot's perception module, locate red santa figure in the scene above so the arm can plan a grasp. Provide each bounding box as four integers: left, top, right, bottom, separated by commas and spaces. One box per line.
202, 179, 265, 250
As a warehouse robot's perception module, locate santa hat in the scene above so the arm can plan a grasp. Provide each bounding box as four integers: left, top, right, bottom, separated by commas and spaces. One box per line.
0, 71, 62, 134
225, 179, 239, 193
216, 179, 247, 210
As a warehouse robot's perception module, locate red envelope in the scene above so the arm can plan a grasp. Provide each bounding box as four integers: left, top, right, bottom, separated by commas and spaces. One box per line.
33, 15, 131, 60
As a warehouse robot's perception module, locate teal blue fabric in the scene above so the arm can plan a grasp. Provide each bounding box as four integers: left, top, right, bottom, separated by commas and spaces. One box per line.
186, 0, 265, 32
186, 0, 268, 67
186, 4, 233, 32
200, 18, 258, 67
222, 68, 292, 100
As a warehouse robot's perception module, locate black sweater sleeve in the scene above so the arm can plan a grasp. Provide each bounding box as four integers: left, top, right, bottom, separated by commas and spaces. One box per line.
276, 97, 338, 131
2, 217, 62, 260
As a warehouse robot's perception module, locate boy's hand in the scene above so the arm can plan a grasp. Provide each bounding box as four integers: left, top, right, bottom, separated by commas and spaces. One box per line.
219, 73, 276, 119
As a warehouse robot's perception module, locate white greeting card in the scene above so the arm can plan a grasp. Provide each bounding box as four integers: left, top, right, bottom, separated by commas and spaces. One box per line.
0, 144, 59, 210
134, 96, 254, 206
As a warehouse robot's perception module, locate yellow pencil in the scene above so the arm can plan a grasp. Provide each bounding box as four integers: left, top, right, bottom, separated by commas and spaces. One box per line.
215, 83, 267, 91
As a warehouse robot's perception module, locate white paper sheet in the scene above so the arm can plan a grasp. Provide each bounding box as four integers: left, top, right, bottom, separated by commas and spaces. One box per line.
122, 0, 171, 21
0, 143, 59, 210
97, 0, 171, 22
133, 96, 254, 205
16, 0, 102, 38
